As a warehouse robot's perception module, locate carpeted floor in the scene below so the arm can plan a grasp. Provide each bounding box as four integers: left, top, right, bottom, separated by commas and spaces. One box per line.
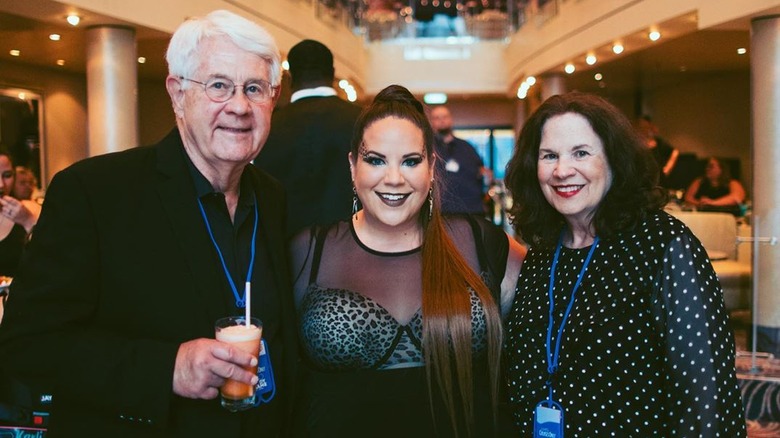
733, 317, 780, 437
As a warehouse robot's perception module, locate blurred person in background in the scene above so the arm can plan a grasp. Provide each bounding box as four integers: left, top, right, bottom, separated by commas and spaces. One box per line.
684, 156, 746, 215
0, 153, 37, 276
636, 115, 679, 189
255, 39, 362, 237
11, 166, 41, 202
430, 105, 489, 216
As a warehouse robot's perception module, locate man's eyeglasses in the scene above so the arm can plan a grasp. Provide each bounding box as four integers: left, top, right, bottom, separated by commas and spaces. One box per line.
181, 77, 278, 104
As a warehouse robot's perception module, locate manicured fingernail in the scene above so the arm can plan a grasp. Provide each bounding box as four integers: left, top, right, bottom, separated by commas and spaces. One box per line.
250, 357, 258, 367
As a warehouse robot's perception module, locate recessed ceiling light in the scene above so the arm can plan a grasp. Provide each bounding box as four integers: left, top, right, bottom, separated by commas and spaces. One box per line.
9, 49, 20, 56
564, 63, 575, 74
423, 93, 447, 104
281, 60, 289, 70
648, 30, 661, 41
66, 14, 81, 26
612, 43, 624, 54
586, 54, 597, 65
525, 76, 536, 86
137, 57, 146, 64
737, 47, 747, 55
49, 34, 61, 41
338, 79, 349, 89
594, 73, 603, 81
56, 59, 65, 66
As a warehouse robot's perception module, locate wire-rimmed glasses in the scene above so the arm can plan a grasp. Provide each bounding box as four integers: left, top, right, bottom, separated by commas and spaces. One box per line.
181, 77, 278, 104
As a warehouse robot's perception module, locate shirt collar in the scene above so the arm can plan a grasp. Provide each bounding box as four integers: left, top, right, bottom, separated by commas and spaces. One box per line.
290, 86, 337, 103
183, 148, 256, 208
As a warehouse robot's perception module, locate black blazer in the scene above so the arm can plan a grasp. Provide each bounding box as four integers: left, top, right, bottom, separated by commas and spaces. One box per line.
0, 130, 296, 437
255, 95, 362, 236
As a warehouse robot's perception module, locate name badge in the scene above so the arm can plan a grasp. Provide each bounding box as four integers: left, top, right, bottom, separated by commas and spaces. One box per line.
253, 339, 276, 406
445, 159, 460, 173
534, 403, 563, 438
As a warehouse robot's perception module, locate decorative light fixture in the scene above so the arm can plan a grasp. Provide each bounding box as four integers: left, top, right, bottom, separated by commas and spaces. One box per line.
66, 14, 81, 26
137, 57, 146, 64
648, 30, 661, 41
49, 34, 61, 41
564, 63, 575, 74
612, 43, 624, 54
423, 93, 447, 104
9, 49, 20, 56
737, 47, 747, 55
585, 54, 597, 65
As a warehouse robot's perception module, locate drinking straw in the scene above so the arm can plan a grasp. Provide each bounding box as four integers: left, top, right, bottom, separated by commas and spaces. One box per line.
245, 281, 251, 327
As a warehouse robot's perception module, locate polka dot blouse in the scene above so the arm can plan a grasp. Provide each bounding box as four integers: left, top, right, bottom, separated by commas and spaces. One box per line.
504, 210, 746, 437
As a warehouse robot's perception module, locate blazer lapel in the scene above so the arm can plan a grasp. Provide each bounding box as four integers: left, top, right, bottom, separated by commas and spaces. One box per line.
154, 130, 228, 325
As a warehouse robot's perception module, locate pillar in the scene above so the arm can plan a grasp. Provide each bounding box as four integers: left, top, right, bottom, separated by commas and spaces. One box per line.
86, 26, 138, 156
751, 15, 780, 355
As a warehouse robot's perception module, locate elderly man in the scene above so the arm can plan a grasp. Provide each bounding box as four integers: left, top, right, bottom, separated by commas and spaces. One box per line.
0, 10, 296, 437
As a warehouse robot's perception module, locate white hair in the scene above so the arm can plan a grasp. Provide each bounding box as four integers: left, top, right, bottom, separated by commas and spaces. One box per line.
165, 9, 281, 86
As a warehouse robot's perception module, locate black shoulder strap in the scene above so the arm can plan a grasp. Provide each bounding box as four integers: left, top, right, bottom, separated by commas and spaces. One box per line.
464, 214, 502, 303
308, 225, 329, 284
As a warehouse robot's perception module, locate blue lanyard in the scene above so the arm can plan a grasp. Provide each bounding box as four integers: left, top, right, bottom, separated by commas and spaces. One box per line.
196, 197, 259, 309
545, 234, 599, 403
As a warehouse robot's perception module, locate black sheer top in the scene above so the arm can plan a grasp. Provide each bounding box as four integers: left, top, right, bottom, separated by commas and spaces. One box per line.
290, 216, 511, 371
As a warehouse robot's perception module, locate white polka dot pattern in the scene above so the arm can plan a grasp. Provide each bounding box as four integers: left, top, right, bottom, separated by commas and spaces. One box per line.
504, 211, 746, 436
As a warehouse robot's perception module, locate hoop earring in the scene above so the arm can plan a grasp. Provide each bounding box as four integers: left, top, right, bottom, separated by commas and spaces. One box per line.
352, 185, 358, 220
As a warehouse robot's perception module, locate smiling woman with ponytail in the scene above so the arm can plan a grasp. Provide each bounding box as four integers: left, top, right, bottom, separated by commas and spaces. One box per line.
288, 84, 525, 437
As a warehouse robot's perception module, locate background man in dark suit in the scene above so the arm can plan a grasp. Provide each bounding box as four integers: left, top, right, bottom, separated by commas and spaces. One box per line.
255, 39, 362, 237
0, 10, 296, 437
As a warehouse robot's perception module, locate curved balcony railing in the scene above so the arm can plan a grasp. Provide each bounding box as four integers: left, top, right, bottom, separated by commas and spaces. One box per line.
308, 0, 561, 42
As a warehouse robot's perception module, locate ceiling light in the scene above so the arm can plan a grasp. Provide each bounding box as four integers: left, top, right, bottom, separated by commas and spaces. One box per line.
9, 49, 20, 56
525, 76, 536, 86
423, 93, 447, 104
137, 57, 146, 64
564, 63, 575, 74
66, 14, 81, 26
612, 43, 624, 54
594, 73, 603, 81
56, 59, 65, 66
586, 54, 597, 65
737, 47, 747, 55
49, 34, 61, 41
18, 93, 26, 100
648, 30, 661, 41
281, 60, 289, 70
338, 79, 349, 89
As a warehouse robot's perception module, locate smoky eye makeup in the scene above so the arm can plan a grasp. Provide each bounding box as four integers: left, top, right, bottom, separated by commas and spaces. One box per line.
1, 171, 13, 179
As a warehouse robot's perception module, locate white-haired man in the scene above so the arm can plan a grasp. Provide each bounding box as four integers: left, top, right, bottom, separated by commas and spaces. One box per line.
0, 10, 296, 437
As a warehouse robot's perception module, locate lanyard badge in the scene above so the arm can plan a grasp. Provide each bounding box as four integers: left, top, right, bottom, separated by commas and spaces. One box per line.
253, 339, 276, 405
536, 234, 600, 438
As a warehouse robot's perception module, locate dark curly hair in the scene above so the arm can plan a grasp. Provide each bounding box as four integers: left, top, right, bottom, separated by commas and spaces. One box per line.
504, 91, 668, 248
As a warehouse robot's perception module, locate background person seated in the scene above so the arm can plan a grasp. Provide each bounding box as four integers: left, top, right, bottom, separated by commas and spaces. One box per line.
684, 156, 746, 215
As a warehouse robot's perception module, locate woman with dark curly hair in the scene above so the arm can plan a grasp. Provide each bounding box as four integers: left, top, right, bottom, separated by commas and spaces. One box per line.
503, 92, 745, 436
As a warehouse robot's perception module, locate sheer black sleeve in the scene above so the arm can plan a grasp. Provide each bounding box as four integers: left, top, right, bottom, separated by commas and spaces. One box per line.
652, 231, 746, 436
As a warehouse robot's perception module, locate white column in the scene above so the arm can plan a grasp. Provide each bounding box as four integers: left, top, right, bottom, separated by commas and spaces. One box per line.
86, 26, 138, 156
540, 73, 566, 101
751, 15, 780, 355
